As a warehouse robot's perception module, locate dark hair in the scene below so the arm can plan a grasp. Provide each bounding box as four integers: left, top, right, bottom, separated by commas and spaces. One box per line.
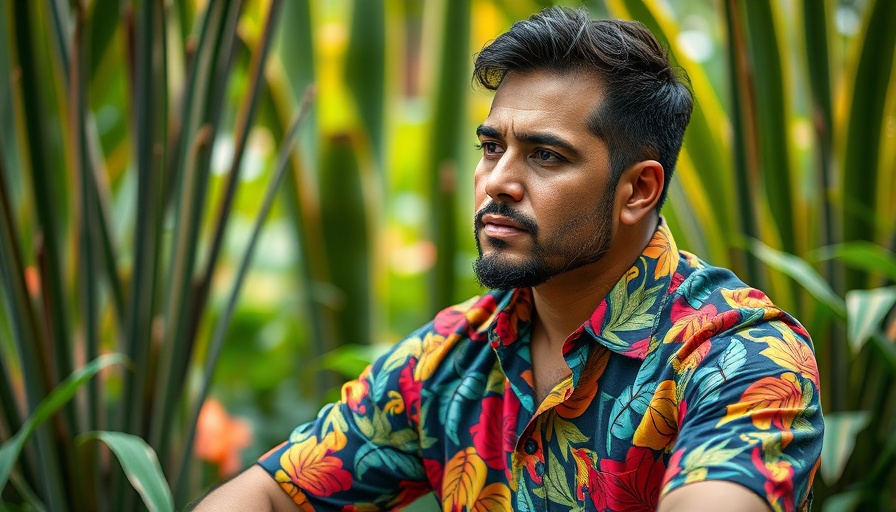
473, 6, 693, 209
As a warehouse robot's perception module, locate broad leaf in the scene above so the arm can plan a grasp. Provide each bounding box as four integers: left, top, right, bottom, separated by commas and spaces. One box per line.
78, 431, 174, 512
845, 287, 896, 354
814, 242, 896, 283
0, 354, 126, 489
748, 238, 845, 317
820, 411, 871, 484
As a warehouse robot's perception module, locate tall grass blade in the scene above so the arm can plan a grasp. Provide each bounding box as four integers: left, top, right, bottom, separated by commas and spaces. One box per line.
174, 87, 315, 504
121, 0, 167, 441
193, 0, 285, 350
841, 0, 896, 288
427, 0, 470, 312
345, 0, 385, 170
153, 0, 244, 457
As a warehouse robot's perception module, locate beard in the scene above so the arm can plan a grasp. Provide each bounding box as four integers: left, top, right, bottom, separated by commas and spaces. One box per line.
473, 187, 615, 290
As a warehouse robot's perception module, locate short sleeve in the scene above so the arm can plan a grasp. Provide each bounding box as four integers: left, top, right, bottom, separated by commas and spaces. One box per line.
257, 328, 433, 511
661, 315, 823, 511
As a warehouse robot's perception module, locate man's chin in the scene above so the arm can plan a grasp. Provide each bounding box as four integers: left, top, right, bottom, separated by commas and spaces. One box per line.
473, 254, 552, 290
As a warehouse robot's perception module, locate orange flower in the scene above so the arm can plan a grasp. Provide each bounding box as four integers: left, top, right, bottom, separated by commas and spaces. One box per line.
194, 399, 253, 477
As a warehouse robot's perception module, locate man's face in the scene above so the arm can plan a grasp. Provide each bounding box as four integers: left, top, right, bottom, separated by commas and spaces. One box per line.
473, 70, 617, 290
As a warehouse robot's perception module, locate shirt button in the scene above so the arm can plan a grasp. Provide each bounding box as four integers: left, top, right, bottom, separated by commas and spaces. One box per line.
524, 438, 538, 455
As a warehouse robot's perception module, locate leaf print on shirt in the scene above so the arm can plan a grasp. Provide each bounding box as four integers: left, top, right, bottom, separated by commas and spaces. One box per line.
691, 338, 748, 403
471, 396, 505, 470
415, 332, 456, 382
607, 382, 654, 453
749, 322, 820, 389
633, 379, 678, 450
545, 447, 579, 509
675, 438, 751, 484
643, 232, 675, 281
443, 447, 487, 512
601, 278, 665, 352
443, 370, 488, 445
542, 413, 588, 461
721, 287, 773, 310
599, 446, 666, 512
718, 372, 805, 448
556, 347, 609, 419
275, 432, 352, 498
354, 442, 424, 481
472, 482, 512, 512
663, 299, 719, 344
751, 446, 796, 511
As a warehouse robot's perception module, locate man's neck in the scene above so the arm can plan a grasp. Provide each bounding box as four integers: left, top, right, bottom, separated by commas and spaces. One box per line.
530, 221, 656, 351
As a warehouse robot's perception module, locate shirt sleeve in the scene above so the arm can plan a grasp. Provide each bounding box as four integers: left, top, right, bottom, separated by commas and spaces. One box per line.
257, 327, 433, 511
661, 312, 823, 512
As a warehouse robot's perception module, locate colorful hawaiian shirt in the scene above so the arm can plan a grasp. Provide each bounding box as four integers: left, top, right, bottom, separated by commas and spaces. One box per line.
258, 223, 823, 511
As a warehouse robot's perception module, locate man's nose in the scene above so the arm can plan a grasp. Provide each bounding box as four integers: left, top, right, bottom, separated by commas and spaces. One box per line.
483, 152, 524, 203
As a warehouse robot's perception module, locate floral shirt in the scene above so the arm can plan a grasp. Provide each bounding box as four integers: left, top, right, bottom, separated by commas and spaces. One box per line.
258, 223, 823, 511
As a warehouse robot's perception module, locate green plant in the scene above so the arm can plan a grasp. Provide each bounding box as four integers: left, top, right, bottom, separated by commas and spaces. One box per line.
0, 0, 312, 509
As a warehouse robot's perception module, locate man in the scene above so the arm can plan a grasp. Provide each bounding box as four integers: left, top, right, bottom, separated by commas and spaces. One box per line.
194, 6, 822, 511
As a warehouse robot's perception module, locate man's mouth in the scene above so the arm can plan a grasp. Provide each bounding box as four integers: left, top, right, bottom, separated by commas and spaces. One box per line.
480, 214, 528, 237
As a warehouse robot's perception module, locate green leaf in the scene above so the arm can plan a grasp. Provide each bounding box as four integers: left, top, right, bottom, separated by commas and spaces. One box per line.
821, 411, 871, 484
822, 490, 862, 512
78, 432, 174, 512
845, 287, 896, 354
748, 238, 845, 317
0, 354, 126, 489
813, 242, 896, 283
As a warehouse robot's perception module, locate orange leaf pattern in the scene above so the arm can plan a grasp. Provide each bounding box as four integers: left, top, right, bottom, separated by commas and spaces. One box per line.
442, 448, 487, 512
258, 223, 822, 512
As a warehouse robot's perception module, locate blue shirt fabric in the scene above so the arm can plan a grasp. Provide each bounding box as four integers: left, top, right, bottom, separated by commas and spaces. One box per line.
258, 223, 823, 511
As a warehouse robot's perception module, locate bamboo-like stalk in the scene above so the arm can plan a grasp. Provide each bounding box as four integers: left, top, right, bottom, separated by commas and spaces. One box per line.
190, 0, 285, 366
7, 2, 74, 509
841, 0, 896, 289
175, 84, 313, 508
427, 0, 470, 313
152, 0, 245, 463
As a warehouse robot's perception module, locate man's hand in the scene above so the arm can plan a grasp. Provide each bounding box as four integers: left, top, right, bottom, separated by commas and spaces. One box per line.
658, 480, 771, 512
190, 464, 298, 511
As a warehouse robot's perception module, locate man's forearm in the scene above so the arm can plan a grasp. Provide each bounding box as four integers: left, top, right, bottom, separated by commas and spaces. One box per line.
190, 465, 296, 511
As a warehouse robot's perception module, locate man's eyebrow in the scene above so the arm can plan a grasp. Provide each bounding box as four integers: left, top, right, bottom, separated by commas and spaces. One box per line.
476, 125, 578, 156
517, 131, 578, 156
476, 124, 500, 138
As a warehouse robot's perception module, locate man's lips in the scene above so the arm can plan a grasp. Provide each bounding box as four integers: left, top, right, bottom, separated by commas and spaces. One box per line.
481, 214, 528, 237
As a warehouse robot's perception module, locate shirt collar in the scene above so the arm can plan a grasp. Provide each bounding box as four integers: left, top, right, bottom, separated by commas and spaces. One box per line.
486, 221, 678, 361
584, 221, 677, 359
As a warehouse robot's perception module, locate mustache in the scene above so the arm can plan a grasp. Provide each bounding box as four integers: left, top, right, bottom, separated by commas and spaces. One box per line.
474, 202, 538, 236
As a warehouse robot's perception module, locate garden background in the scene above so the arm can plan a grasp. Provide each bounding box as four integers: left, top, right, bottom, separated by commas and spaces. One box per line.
1, 0, 894, 510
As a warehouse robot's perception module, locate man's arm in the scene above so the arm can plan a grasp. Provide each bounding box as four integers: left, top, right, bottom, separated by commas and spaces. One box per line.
190, 465, 298, 511
658, 481, 771, 512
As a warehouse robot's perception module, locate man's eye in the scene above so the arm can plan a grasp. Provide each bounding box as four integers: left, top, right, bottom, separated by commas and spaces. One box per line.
535, 149, 559, 162
479, 142, 501, 154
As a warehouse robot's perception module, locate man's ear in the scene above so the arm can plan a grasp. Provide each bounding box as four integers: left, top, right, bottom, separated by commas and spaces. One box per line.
616, 160, 663, 226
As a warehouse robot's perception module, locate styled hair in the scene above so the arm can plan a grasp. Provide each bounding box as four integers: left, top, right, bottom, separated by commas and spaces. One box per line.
473, 6, 693, 209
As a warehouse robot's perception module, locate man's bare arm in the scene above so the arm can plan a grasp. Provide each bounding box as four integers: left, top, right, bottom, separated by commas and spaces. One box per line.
190, 464, 298, 511
657, 480, 771, 512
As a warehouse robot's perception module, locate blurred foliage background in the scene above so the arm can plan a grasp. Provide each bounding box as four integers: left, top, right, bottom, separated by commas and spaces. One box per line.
0, 0, 894, 510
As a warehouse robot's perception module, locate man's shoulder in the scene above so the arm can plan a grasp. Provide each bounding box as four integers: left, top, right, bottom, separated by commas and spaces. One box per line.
661, 250, 810, 340
428, 289, 511, 338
